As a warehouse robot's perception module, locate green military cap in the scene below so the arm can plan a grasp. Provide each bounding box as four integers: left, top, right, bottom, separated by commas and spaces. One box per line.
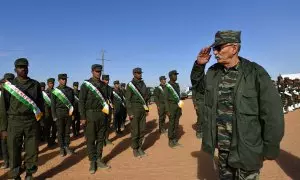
102, 74, 110, 81
114, 80, 120, 84
47, 78, 55, 83
159, 76, 167, 81
73, 82, 79, 86
121, 83, 126, 87
14, 58, 29, 67
58, 73, 68, 80
4, 73, 15, 81
168, 70, 179, 77
133, 67, 143, 74
91, 64, 102, 71
211, 30, 241, 47
40, 82, 46, 87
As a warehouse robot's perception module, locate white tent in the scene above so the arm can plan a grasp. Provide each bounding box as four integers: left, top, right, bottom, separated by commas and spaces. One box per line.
281, 73, 300, 80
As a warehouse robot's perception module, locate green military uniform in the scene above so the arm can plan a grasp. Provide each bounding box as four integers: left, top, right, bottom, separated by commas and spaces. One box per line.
79, 64, 110, 173
120, 83, 127, 128
51, 74, 75, 156
153, 76, 167, 133
125, 68, 149, 157
0, 58, 44, 179
164, 70, 182, 147
0, 73, 15, 169
39, 82, 47, 142
44, 78, 57, 146
102, 75, 114, 145
72, 82, 81, 136
191, 31, 284, 180
112, 80, 126, 133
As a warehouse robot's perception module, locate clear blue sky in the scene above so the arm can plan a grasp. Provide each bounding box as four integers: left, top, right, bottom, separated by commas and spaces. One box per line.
1, 0, 299, 89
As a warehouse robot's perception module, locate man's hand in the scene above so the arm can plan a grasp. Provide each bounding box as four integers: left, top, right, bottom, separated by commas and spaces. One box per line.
1, 131, 8, 138
80, 119, 87, 126
196, 47, 212, 65
129, 115, 134, 120
166, 112, 170, 117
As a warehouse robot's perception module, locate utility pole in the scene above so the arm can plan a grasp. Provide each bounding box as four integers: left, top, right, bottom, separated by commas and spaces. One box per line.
96, 49, 111, 74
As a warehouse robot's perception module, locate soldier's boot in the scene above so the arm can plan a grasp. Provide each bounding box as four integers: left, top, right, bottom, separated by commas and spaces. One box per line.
288, 106, 293, 112
65, 146, 74, 155
133, 149, 141, 158
283, 107, 287, 114
60, 148, 66, 157
8, 177, 21, 180
25, 173, 33, 180
1, 160, 9, 169
138, 148, 147, 157
96, 159, 110, 170
196, 132, 203, 139
89, 161, 96, 174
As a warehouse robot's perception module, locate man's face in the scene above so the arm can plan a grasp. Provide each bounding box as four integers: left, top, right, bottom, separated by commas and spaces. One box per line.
73, 86, 78, 90
15, 65, 28, 77
134, 72, 142, 80
114, 83, 120, 89
102, 79, 109, 85
160, 79, 166, 85
48, 82, 54, 89
41, 86, 45, 91
213, 43, 238, 65
59, 78, 67, 86
92, 69, 101, 79
171, 74, 177, 81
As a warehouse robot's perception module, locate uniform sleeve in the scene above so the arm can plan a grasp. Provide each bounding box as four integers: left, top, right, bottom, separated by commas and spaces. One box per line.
190, 61, 206, 96
153, 87, 160, 106
36, 83, 45, 114
51, 91, 57, 119
257, 66, 284, 160
79, 84, 87, 120
125, 84, 133, 116
0, 88, 9, 131
70, 88, 75, 105
164, 86, 170, 112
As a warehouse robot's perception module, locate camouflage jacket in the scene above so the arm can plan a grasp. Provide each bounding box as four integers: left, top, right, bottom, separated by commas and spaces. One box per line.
191, 57, 284, 171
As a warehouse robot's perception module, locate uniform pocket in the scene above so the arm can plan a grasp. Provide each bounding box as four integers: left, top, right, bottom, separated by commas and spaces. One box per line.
240, 89, 258, 115
204, 85, 214, 107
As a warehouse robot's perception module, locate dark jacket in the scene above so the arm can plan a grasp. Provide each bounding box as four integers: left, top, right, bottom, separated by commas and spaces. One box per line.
190, 57, 284, 170
125, 78, 149, 116
51, 85, 74, 119
79, 78, 109, 120
164, 81, 180, 112
0, 77, 44, 131
153, 84, 166, 107
113, 88, 125, 113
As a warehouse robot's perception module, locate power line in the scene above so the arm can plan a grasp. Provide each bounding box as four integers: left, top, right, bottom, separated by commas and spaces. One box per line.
96, 49, 111, 74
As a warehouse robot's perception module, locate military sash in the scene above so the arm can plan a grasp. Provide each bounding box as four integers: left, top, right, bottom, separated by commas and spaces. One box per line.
0, 91, 2, 98
3, 81, 43, 121
113, 91, 125, 107
158, 85, 164, 93
82, 81, 109, 115
42, 91, 51, 107
128, 82, 149, 111
52, 88, 74, 116
166, 83, 184, 108
74, 95, 79, 102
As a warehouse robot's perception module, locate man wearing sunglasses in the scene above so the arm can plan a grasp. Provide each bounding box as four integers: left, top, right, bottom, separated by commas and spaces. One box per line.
125, 67, 150, 158
191, 30, 284, 180
79, 64, 111, 174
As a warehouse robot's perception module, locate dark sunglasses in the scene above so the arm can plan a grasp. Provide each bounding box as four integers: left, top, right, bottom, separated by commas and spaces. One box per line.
213, 44, 234, 52
135, 72, 142, 74
94, 70, 101, 73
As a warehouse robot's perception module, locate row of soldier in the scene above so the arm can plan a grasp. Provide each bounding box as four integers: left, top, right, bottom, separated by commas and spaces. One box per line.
0, 58, 184, 179
275, 75, 300, 113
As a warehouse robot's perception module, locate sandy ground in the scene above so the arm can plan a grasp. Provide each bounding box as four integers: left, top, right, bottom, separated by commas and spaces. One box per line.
0, 99, 299, 180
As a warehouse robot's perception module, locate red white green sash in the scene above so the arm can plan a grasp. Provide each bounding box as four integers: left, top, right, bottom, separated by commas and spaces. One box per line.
113, 91, 125, 107
166, 83, 184, 108
3, 81, 43, 120
42, 91, 51, 107
52, 88, 74, 116
83, 81, 109, 115
128, 82, 149, 111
